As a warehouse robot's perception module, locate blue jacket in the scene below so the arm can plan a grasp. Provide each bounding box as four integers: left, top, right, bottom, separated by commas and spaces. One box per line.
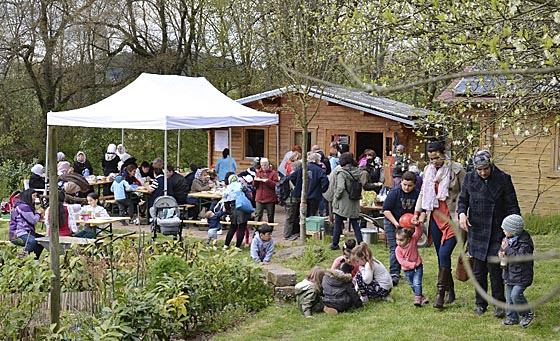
250, 232, 274, 263
215, 156, 237, 181
208, 210, 226, 230
110, 176, 132, 201
458, 165, 520, 260
290, 163, 329, 200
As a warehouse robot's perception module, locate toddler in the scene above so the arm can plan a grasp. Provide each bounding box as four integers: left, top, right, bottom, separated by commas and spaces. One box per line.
498, 214, 535, 327
330, 238, 359, 278
250, 224, 274, 264
205, 207, 226, 246
322, 262, 362, 314
352, 242, 393, 302
396, 224, 428, 306
295, 266, 325, 318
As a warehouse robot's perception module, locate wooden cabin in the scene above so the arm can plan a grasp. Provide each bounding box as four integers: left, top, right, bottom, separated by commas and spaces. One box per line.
438, 75, 560, 215
207, 87, 432, 186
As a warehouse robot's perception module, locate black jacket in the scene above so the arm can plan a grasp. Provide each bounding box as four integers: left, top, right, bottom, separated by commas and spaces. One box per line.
168, 172, 189, 204
502, 231, 534, 287
322, 269, 362, 312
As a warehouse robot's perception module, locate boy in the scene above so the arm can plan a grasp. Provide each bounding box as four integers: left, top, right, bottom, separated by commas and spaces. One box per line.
205, 207, 227, 246
250, 224, 274, 264
498, 214, 535, 327
382, 171, 420, 286
110, 175, 134, 225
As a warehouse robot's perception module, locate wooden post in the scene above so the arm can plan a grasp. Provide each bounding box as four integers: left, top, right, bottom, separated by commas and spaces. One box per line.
47, 125, 61, 331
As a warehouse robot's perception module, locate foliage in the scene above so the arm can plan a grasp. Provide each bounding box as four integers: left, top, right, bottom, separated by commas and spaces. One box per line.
0, 159, 33, 199
0, 246, 53, 340
147, 255, 191, 289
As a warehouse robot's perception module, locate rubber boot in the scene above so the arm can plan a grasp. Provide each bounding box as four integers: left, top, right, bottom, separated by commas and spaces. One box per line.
445, 268, 455, 304
433, 267, 446, 309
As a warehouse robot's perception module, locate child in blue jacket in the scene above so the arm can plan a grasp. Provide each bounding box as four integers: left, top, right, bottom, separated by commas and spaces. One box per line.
250, 224, 274, 264
205, 206, 227, 246
111, 175, 134, 224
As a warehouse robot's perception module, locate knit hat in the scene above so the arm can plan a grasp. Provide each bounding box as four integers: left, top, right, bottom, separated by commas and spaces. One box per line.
501, 214, 524, 236
473, 150, 492, 169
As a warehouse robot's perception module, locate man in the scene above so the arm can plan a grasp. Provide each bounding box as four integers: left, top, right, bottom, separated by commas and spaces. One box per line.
458, 150, 520, 317
166, 165, 189, 204
290, 152, 330, 218
149, 157, 164, 179
254, 157, 279, 223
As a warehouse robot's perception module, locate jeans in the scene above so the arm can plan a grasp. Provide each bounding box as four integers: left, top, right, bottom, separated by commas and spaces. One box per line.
404, 264, 424, 296
332, 214, 362, 247
384, 218, 401, 277
473, 256, 505, 309
318, 197, 329, 216
430, 219, 456, 268
255, 202, 276, 223
506, 284, 531, 321
12, 233, 44, 259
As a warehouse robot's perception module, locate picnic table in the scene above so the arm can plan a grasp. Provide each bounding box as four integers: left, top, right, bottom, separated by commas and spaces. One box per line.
87, 176, 114, 198
188, 190, 223, 214
76, 216, 130, 237
36, 236, 98, 253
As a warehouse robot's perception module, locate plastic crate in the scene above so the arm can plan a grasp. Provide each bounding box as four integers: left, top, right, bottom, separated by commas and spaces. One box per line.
306, 216, 327, 231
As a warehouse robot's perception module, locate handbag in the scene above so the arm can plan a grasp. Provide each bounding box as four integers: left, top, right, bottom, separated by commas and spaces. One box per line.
235, 190, 254, 213
456, 244, 473, 282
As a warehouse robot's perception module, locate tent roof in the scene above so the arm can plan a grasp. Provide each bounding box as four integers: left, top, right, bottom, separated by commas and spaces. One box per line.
47, 73, 278, 129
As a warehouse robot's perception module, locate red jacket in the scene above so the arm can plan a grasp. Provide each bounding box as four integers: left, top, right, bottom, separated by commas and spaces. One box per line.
255, 168, 279, 203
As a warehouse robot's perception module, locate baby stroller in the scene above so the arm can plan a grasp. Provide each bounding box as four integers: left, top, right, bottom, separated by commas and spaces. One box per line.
151, 196, 183, 241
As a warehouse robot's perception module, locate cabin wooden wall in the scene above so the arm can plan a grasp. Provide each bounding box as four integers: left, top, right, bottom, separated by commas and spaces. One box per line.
208, 94, 426, 186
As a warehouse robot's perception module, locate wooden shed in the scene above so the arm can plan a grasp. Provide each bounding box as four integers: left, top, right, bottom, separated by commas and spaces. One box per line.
438, 74, 560, 215
207, 86, 432, 185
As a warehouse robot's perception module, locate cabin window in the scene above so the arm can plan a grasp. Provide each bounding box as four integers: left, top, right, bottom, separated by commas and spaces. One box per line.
294, 131, 312, 151
245, 129, 265, 157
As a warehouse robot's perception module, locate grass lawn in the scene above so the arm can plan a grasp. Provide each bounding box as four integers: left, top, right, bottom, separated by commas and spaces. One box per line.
212, 234, 560, 341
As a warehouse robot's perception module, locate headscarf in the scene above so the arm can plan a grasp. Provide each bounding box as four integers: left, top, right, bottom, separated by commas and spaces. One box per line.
76, 151, 87, 162
421, 155, 451, 211
105, 144, 117, 161
31, 164, 44, 176
116, 144, 131, 162
195, 168, 205, 180
57, 161, 71, 175
473, 150, 492, 169
57, 152, 65, 162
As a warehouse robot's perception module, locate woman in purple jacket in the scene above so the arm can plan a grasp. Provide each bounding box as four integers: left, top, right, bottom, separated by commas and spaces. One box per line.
9, 189, 44, 259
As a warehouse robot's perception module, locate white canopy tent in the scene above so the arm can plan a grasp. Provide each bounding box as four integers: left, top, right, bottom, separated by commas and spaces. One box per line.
46, 73, 279, 191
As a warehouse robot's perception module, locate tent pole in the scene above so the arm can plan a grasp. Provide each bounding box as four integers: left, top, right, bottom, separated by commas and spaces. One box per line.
228, 127, 232, 155
177, 129, 181, 169
47, 125, 61, 331
276, 123, 279, 170
121, 128, 124, 146
45, 125, 50, 191
164, 130, 168, 195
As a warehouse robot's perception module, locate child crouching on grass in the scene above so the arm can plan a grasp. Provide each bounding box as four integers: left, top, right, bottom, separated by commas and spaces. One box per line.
395, 221, 428, 307
295, 266, 325, 318
250, 224, 274, 265
352, 242, 393, 302
322, 262, 363, 314
205, 206, 227, 246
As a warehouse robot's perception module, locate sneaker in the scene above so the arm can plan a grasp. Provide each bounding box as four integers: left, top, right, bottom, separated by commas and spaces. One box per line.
502, 319, 518, 326
391, 275, 401, 287
474, 306, 487, 316
414, 295, 422, 307
329, 245, 340, 251
420, 296, 429, 306
133, 218, 140, 225
323, 306, 338, 315
234, 247, 242, 251
519, 313, 534, 327
222, 245, 229, 250
494, 307, 505, 318
217, 229, 223, 235
288, 234, 299, 241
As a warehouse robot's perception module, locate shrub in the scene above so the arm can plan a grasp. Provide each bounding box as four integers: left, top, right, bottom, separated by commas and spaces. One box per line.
147, 255, 191, 289
0, 158, 32, 199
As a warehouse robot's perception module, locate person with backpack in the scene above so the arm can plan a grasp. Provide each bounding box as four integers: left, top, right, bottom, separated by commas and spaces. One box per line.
289, 152, 329, 218
329, 152, 363, 250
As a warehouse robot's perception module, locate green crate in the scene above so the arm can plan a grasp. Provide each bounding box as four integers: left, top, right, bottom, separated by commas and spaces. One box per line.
306, 216, 326, 231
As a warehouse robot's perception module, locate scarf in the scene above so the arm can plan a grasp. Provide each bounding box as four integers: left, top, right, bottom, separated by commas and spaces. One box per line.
421, 157, 451, 211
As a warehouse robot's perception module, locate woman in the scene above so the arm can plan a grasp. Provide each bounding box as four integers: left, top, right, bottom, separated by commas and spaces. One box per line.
101, 144, 120, 196
9, 189, 44, 259
223, 173, 252, 250
329, 152, 363, 250
116, 144, 131, 163
29, 164, 46, 190
215, 148, 237, 182
413, 140, 465, 308
74, 151, 94, 177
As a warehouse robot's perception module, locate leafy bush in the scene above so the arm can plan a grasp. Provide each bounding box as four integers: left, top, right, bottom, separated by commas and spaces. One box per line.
0, 158, 32, 199
147, 255, 191, 289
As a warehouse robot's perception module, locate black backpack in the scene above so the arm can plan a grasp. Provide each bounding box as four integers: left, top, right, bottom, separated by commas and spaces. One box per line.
275, 176, 294, 206
343, 169, 362, 200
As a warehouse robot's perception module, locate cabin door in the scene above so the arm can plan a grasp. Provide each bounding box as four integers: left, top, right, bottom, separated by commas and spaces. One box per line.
355, 132, 384, 160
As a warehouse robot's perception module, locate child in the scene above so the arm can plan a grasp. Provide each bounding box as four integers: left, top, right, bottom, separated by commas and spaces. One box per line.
331, 238, 359, 278
76, 192, 110, 238
352, 242, 393, 302
322, 262, 363, 314
46, 190, 78, 237
498, 214, 534, 327
250, 224, 274, 264
396, 221, 428, 306
205, 206, 227, 246
382, 170, 420, 286
295, 266, 325, 318
111, 175, 134, 225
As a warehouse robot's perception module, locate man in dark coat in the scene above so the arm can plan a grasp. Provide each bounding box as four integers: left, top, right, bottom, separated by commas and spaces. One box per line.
457, 150, 520, 317
166, 165, 189, 204
289, 152, 329, 217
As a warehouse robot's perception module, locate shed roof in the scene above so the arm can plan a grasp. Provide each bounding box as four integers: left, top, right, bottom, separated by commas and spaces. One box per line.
237, 86, 435, 127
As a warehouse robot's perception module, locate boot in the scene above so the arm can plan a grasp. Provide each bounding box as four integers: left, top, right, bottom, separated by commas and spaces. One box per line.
433, 267, 446, 309
444, 268, 455, 304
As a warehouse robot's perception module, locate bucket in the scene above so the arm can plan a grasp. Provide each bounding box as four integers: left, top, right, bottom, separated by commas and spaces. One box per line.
362, 227, 379, 244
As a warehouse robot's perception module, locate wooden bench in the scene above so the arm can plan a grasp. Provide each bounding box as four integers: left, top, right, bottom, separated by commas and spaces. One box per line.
182, 220, 279, 231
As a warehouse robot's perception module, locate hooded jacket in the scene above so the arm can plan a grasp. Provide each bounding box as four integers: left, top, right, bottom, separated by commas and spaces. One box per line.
250, 232, 274, 263
332, 165, 363, 219
290, 162, 329, 201
322, 269, 362, 312
295, 279, 323, 317
111, 175, 132, 201
9, 201, 41, 239
502, 230, 534, 287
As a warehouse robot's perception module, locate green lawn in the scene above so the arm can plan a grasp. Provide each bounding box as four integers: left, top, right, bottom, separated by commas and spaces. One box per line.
212, 234, 560, 341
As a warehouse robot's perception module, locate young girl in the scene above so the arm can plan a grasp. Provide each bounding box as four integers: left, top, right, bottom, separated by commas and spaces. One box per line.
45, 190, 78, 237
76, 192, 110, 238
295, 266, 325, 318
396, 224, 428, 306
352, 242, 393, 302
322, 262, 363, 314
331, 239, 359, 278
